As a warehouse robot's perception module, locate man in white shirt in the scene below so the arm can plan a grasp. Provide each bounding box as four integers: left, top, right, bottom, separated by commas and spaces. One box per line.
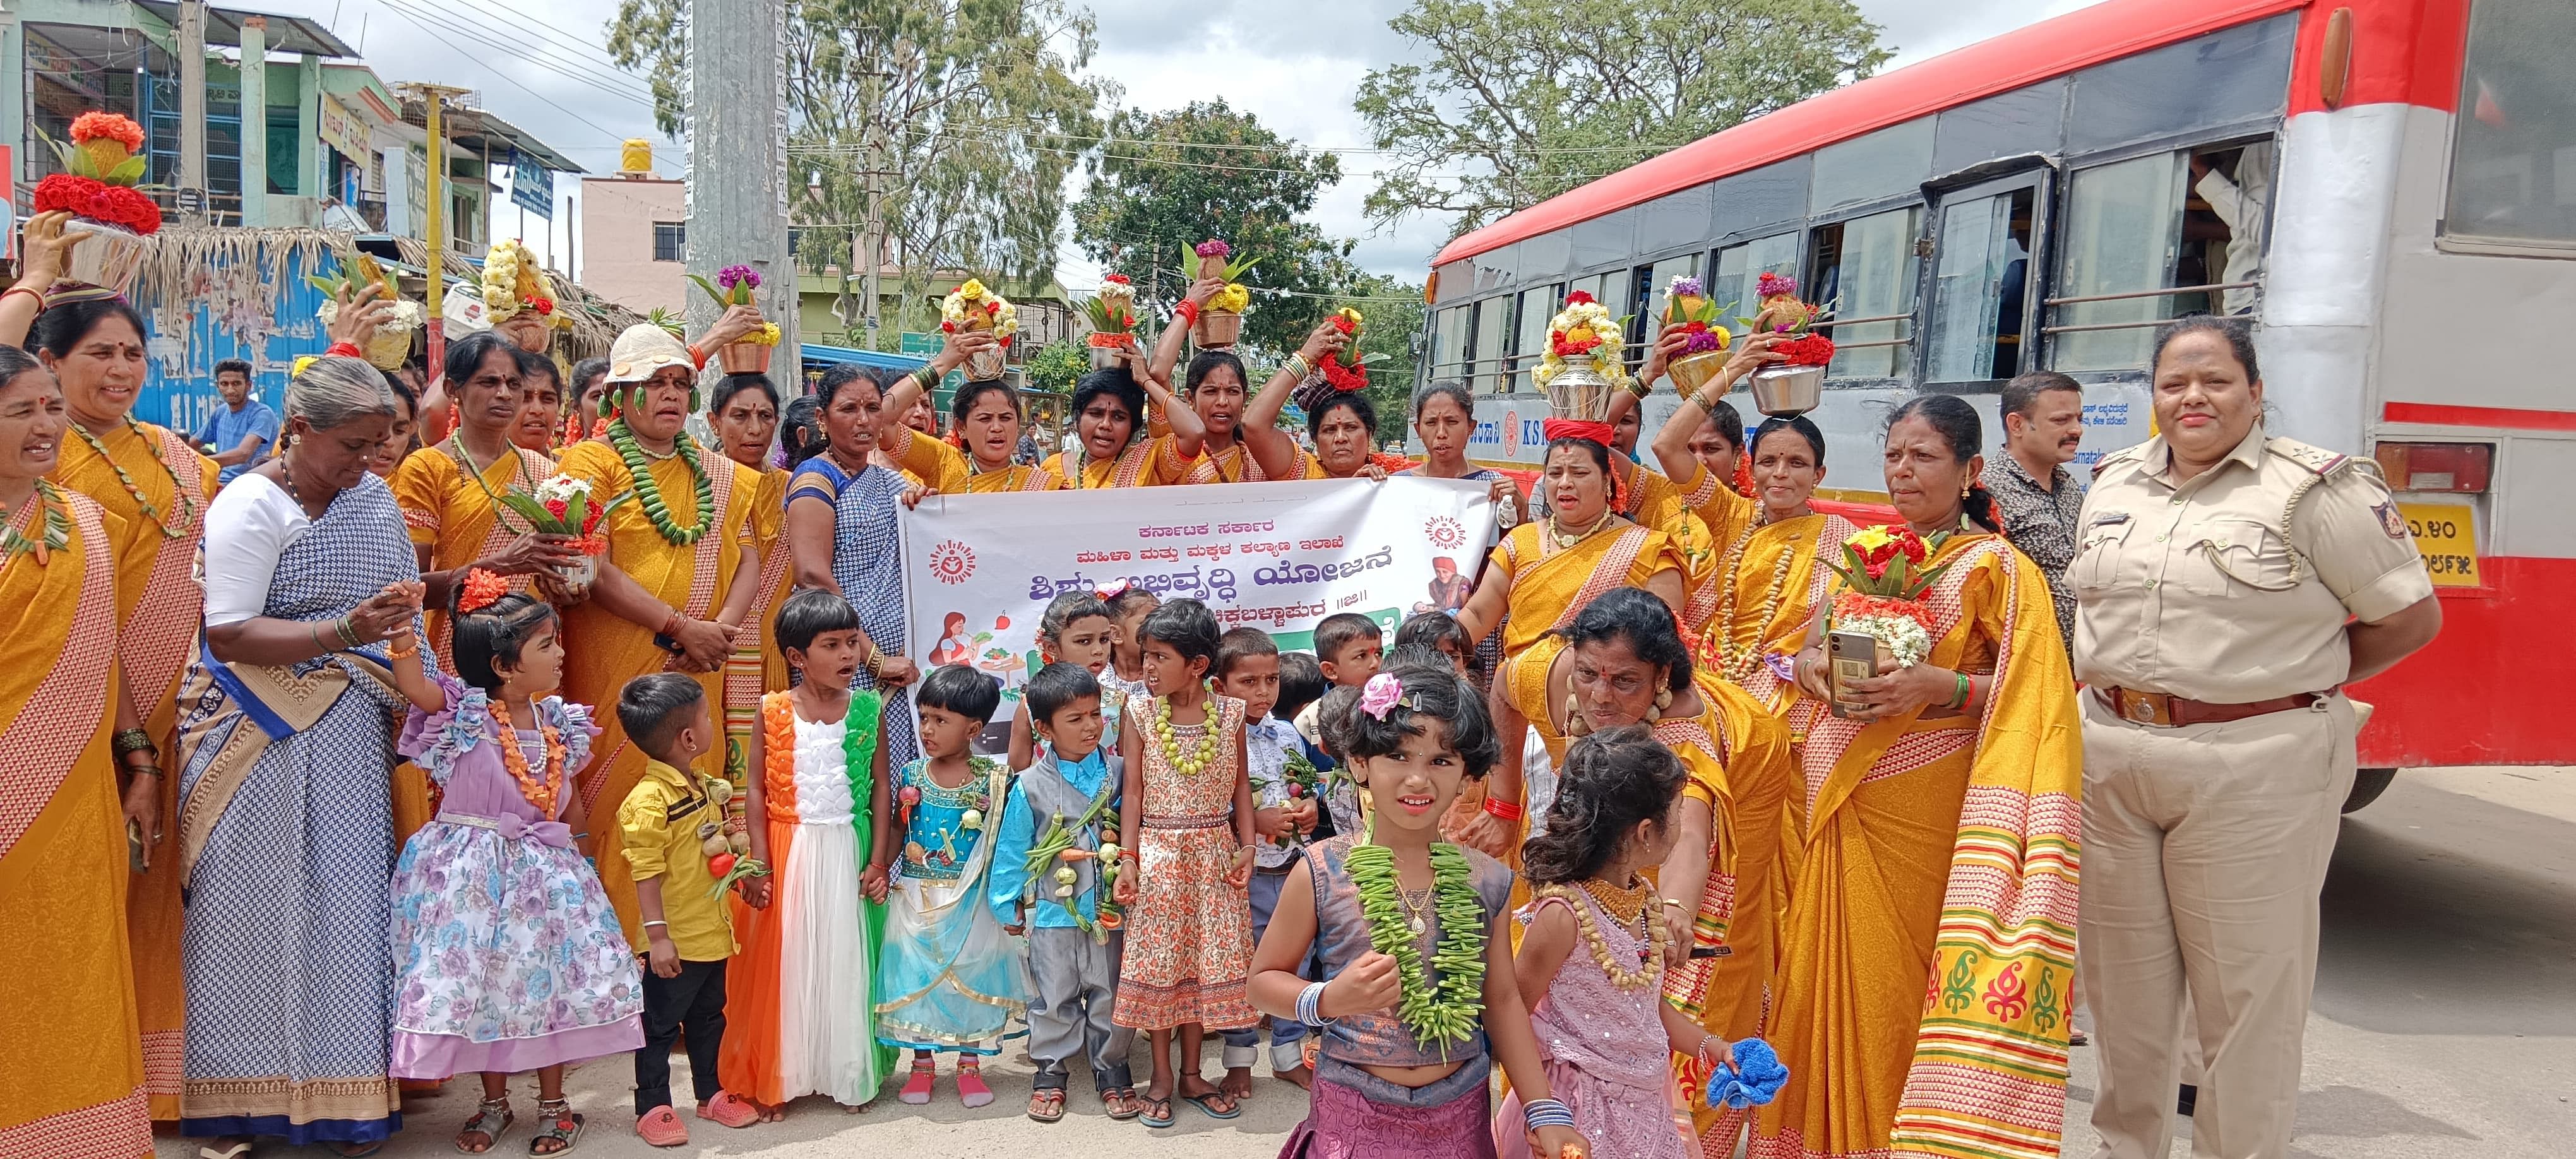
2193, 142, 2272, 316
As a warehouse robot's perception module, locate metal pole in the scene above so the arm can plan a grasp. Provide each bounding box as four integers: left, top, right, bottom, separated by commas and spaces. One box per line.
410, 83, 470, 389
176, 0, 206, 220
861, 128, 881, 347
686, 0, 795, 360
565, 193, 576, 280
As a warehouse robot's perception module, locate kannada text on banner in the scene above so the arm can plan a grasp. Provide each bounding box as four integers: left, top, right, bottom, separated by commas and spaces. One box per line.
897, 477, 1495, 747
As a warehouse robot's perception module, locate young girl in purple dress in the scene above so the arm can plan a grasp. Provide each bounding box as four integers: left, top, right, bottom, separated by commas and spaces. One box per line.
384, 573, 644, 1155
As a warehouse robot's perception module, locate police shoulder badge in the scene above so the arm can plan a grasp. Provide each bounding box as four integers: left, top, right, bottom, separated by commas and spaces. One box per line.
2372, 500, 2408, 540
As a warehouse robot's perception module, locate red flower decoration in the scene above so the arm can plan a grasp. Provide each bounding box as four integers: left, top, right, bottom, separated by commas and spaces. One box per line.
95, 185, 163, 234
1565, 290, 1596, 306
530, 296, 554, 316
543, 497, 570, 521
70, 111, 146, 150
32, 174, 104, 215
1104, 273, 1131, 285
1774, 333, 1836, 367
1330, 314, 1357, 335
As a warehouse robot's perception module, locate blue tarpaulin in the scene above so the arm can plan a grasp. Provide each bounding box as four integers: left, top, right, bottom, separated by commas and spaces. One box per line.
800, 342, 929, 374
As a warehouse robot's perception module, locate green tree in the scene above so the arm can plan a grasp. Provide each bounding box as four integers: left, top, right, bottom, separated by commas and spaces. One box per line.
1355, 0, 1892, 236
1333, 273, 1425, 444
1022, 338, 1088, 395
1070, 100, 1359, 356
608, 0, 1107, 345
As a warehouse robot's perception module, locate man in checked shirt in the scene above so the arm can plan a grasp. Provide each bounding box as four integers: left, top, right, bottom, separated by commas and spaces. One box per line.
1982, 370, 2088, 655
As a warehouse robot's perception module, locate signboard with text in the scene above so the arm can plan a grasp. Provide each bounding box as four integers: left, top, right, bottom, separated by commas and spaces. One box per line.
510, 150, 554, 219
899, 477, 1494, 747
316, 93, 367, 163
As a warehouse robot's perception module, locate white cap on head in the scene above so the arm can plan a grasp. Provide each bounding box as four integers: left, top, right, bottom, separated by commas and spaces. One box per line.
605, 323, 695, 385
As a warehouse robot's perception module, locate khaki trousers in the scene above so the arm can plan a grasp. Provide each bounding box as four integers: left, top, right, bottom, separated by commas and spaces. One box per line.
2078, 691, 2357, 1159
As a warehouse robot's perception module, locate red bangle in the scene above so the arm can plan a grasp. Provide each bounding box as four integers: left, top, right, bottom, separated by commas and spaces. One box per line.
1174, 300, 1200, 326
687, 343, 707, 369
2, 285, 47, 315
659, 611, 683, 636
325, 341, 362, 358
1482, 797, 1524, 822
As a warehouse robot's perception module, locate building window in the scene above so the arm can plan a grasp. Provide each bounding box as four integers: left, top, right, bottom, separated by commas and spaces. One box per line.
2443, 0, 2576, 250
652, 222, 685, 263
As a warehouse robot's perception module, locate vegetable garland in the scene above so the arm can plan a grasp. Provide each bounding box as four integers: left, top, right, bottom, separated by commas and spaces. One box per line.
1344, 840, 1486, 1051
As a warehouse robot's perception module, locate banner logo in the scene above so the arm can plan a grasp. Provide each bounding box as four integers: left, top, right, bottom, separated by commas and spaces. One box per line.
1423, 514, 1467, 552
928, 538, 978, 585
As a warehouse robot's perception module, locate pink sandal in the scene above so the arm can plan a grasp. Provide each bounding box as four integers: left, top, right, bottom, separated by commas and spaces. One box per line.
696, 1090, 760, 1129
898, 1058, 937, 1105
633, 1106, 687, 1148
956, 1059, 994, 1109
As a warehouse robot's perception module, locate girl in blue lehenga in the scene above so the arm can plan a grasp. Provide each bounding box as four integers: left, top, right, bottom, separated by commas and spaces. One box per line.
172, 359, 422, 1156
783, 364, 934, 771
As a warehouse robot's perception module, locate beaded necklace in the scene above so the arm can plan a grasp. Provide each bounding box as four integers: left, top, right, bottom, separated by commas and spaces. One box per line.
0, 481, 73, 568
1345, 840, 1486, 1049
1150, 689, 1224, 776
73, 417, 198, 538
1546, 509, 1613, 550
607, 420, 714, 546
1541, 877, 1667, 990
1707, 521, 1797, 684
495, 703, 565, 817
447, 433, 534, 535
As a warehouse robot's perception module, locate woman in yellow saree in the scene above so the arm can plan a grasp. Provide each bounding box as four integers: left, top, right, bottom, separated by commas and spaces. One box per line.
1456, 431, 1686, 662
19, 266, 217, 1120
0, 347, 157, 1159
1041, 354, 1205, 490
1703, 415, 1860, 711
1755, 396, 2080, 1159
558, 326, 765, 948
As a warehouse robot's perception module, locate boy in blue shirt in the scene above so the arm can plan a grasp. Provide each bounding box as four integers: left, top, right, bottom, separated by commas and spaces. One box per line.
193, 359, 278, 484
989, 663, 1140, 1123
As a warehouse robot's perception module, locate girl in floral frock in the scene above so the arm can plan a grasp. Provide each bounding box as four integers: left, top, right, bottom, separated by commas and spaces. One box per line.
1112, 598, 1258, 1127
385, 574, 643, 1155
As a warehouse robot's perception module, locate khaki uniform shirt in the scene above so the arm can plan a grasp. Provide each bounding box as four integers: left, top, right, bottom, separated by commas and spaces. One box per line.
2072, 427, 2433, 703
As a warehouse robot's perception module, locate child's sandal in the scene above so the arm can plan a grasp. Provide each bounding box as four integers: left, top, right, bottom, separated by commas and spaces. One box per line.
456, 1097, 512, 1154
1026, 1089, 1066, 1123
1138, 1095, 1176, 1128
898, 1058, 937, 1105
956, 1061, 995, 1109
1103, 1087, 1144, 1121
527, 1100, 583, 1156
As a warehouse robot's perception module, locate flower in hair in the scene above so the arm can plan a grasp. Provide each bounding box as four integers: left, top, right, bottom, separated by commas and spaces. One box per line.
458, 568, 509, 613
1359, 671, 1406, 720
1094, 578, 1133, 600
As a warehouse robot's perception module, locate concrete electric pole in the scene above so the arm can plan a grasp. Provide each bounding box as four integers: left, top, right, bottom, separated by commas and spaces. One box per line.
686, 0, 796, 370
176, 0, 207, 222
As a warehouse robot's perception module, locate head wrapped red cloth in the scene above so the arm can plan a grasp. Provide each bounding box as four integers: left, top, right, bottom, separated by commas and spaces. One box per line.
1542, 418, 1614, 447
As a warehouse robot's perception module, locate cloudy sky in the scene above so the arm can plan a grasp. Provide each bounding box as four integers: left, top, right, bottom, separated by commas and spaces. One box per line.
257, 0, 2104, 287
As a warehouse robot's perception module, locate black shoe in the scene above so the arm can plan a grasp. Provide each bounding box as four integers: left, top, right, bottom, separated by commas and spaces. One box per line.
2177, 1084, 2198, 1118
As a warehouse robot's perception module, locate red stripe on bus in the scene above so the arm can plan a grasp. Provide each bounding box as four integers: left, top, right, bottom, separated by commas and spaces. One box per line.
2383, 401, 2576, 432
1438, 0, 2465, 267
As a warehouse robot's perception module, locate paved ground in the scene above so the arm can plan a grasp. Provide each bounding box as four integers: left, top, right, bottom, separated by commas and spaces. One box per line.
155, 766, 2572, 1158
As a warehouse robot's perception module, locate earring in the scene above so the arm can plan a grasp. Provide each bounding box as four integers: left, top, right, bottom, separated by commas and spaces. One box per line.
1653, 686, 1673, 713
1960, 482, 1972, 499
1563, 692, 1589, 736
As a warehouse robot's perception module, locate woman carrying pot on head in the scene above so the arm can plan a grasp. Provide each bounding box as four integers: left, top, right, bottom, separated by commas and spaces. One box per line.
1234, 319, 1390, 482
1755, 393, 2082, 1159
3, 211, 218, 1120
174, 357, 422, 1156
1040, 354, 1205, 489
1479, 586, 1792, 1154
0, 342, 163, 1159
874, 332, 1071, 494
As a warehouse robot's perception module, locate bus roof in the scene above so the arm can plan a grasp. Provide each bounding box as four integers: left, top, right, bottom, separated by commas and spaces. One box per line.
1432, 0, 2310, 268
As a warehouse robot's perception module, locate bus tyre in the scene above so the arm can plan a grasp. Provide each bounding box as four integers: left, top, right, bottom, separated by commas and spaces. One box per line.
2342, 768, 2398, 814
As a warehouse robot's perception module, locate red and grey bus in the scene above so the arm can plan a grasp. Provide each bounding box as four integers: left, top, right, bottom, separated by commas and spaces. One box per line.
1419, 0, 2573, 805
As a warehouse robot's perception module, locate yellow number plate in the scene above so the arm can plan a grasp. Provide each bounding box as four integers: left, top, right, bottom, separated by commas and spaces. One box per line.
2399, 502, 2481, 587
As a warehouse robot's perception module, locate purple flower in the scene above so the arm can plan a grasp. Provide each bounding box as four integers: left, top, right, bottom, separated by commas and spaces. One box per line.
1670, 275, 1703, 297
1683, 330, 1726, 354
1194, 239, 1230, 258
1359, 672, 1405, 720
719, 264, 760, 291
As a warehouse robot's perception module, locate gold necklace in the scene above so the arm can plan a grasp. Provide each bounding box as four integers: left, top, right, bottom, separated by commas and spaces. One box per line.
1547, 509, 1613, 550
1708, 523, 1796, 683
1397, 885, 1434, 937
1542, 879, 1667, 990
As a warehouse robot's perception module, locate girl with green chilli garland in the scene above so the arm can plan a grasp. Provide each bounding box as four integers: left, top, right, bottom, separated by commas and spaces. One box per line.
1248, 663, 1590, 1159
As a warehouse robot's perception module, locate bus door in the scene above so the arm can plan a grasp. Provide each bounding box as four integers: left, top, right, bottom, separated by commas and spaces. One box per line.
1919, 164, 2055, 388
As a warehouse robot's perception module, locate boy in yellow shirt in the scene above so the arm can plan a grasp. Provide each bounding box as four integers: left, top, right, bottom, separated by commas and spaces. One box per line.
615, 674, 766, 1146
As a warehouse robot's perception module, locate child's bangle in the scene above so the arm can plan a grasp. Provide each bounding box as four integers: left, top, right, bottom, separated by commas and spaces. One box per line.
1296, 980, 1333, 1026
641, 920, 669, 930
1522, 1097, 1575, 1131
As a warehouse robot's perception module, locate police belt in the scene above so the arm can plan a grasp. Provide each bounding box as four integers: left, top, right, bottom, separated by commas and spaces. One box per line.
2095, 686, 2322, 728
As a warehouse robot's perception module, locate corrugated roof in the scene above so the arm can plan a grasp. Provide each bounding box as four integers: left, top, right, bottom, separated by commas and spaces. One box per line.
395, 94, 583, 174
131, 2, 360, 58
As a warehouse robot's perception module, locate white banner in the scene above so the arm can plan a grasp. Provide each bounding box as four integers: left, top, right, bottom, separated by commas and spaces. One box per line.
898, 477, 1495, 748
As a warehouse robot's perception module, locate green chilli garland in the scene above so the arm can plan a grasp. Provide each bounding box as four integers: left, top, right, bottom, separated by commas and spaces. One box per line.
1344, 840, 1486, 1051
0, 480, 74, 565
607, 419, 715, 547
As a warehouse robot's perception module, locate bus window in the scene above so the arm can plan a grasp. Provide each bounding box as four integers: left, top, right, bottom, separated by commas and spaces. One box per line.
1813, 206, 1921, 380
1710, 234, 1799, 324
2445, 0, 2576, 250
1926, 185, 2036, 384
2050, 152, 2187, 372
2187, 143, 2270, 316
1512, 284, 1556, 393
1434, 306, 1472, 384
1472, 295, 1514, 395
1640, 254, 1702, 346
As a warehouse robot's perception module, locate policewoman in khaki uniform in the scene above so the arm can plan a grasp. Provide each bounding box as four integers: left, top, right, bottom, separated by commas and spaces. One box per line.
2073, 316, 2440, 1159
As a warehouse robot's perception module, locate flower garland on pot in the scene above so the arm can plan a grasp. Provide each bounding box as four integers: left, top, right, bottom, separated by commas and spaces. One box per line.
691, 265, 782, 372
941, 279, 1018, 377
482, 240, 568, 331
1291, 307, 1389, 414
34, 112, 162, 236
1661, 275, 1736, 395
310, 253, 428, 371
1742, 272, 1834, 368
1082, 274, 1140, 357
1532, 290, 1628, 390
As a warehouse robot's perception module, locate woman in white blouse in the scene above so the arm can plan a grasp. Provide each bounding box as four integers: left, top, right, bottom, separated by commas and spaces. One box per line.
174, 356, 426, 1157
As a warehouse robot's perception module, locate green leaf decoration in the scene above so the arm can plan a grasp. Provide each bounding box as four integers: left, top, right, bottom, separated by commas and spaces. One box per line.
107, 155, 147, 184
